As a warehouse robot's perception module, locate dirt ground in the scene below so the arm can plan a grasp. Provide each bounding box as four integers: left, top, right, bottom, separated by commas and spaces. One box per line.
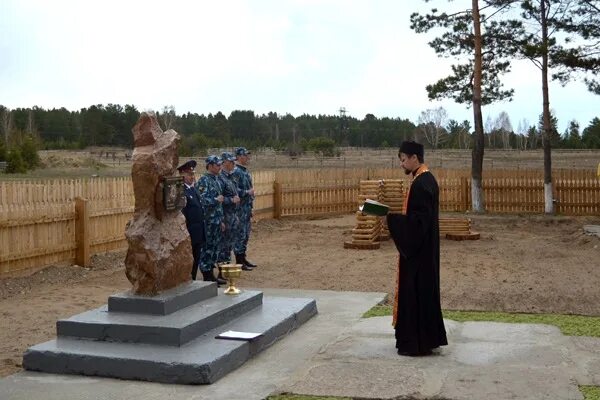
1, 213, 599, 377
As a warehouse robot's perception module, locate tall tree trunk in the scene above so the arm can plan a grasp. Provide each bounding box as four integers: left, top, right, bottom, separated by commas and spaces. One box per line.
471, 0, 485, 212
541, 0, 554, 214
1, 108, 11, 145
27, 110, 36, 136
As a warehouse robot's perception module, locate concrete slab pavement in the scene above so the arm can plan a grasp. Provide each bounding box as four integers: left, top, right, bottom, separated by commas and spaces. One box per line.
1, 288, 599, 400
0, 289, 387, 400
284, 317, 600, 400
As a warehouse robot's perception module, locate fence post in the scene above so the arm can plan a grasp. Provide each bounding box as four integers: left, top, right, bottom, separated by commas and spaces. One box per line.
75, 197, 90, 267
552, 176, 559, 214
273, 181, 282, 219
461, 177, 469, 212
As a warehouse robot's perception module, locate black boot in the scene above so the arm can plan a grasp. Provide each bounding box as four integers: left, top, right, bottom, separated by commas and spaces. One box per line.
236, 253, 253, 271
215, 266, 227, 285
201, 270, 216, 282
242, 253, 258, 269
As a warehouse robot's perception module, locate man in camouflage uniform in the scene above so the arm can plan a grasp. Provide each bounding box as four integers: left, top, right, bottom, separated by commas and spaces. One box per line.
217, 152, 246, 269
195, 155, 226, 284
233, 147, 258, 269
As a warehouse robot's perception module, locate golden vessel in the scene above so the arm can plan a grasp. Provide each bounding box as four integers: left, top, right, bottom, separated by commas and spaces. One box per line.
220, 263, 243, 295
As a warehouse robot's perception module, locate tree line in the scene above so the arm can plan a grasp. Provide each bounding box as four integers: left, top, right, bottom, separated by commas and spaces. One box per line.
0, 103, 598, 163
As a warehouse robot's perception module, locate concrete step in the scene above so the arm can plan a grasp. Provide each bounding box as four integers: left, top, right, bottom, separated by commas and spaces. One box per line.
24, 296, 318, 384
108, 281, 217, 315
57, 290, 263, 346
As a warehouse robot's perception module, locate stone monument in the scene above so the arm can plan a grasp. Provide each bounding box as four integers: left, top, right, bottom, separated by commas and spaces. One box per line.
125, 112, 191, 294
22, 113, 318, 384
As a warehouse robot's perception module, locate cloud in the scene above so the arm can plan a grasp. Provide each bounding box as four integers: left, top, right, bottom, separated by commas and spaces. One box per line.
0, 0, 597, 131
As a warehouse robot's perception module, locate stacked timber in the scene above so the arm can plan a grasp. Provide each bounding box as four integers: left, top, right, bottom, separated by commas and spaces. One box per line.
379, 179, 404, 240
344, 180, 384, 250
439, 217, 480, 240
356, 180, 383, 208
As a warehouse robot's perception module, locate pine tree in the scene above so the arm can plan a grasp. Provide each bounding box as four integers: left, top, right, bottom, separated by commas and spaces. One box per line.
410, 1, 524, 212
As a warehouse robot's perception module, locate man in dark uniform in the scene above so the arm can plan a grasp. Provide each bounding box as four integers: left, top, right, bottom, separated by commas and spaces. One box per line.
386, 141, 448, 356
233, 147, 258, 269
177, 160, 204, 280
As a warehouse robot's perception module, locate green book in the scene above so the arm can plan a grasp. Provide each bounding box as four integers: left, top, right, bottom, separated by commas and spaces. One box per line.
359, 199, 390, 216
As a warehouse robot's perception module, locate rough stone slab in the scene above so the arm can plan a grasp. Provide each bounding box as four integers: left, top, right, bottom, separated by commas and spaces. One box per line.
108, 281, 217, 315
568, 336, 600, 386
583, 225, 600, 237
439, 365, 582, 400
457, 321, 564, 345
23, 296, 317, 384
284, 360, 430, 399
57, 290, 263, 346
284, 316, 584, 400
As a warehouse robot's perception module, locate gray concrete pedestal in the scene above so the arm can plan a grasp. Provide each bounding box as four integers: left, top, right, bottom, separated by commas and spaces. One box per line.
23, 281, 317, 384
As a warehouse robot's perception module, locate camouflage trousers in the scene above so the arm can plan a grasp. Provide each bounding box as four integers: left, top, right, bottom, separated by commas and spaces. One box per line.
233, 206, 252, 255
199, 222, 222, 272
218, 210, 239, 264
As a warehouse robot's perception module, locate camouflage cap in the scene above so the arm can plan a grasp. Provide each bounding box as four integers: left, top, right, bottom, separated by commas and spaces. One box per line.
221, 152, 237, 162
235, 147, 251, 156
205, 155, 222, 166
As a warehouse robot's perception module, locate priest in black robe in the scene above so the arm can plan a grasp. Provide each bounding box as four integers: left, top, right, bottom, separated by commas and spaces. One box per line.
386, 141, 447, 356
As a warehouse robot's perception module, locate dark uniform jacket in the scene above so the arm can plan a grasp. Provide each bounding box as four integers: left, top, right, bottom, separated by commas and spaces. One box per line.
181, 184, 205, 246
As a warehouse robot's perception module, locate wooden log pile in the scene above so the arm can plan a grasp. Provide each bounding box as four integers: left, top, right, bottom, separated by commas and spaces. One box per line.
344, 179, 406, 249
379, 179, 404, 241
344, 180, 385, 249
439, 217, 480, 240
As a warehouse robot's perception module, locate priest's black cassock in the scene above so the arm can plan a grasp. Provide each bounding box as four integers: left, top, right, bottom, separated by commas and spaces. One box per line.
386, 168, 447, 355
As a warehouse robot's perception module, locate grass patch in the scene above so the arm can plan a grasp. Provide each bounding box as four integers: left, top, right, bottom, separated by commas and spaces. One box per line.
362, 306, 600, 337
362, 305, 393, 318
266, 395, 350, 400
580, 386, 600, 400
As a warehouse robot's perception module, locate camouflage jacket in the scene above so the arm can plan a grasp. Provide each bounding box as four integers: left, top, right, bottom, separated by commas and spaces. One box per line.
233, 164, 254, 208
217, 169, 239, 211
194, 172, 223, 224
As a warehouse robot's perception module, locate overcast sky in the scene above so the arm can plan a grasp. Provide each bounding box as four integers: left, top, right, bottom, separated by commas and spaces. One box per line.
1, 0, 598, 132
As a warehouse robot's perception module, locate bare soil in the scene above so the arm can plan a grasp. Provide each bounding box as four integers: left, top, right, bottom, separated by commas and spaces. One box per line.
3, 148, 597, 179
1, 213, 599, 377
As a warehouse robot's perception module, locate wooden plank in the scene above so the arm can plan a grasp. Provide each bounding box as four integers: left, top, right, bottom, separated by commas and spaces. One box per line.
445, 232, 480, 240
75, 197, 90, 267
343, 241, 380, 250
0, 243, 76, 262
273, 181, 282, 219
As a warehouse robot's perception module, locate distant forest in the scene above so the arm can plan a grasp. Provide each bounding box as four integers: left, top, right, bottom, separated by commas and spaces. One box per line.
1, 104, 599, 156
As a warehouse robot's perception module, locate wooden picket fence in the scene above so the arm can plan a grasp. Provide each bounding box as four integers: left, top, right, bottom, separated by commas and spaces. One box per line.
0, 178, 134, 276
1, 167, 599, 276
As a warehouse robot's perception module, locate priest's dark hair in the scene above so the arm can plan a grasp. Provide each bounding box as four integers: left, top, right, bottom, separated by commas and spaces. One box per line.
398, 141, 424, 163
